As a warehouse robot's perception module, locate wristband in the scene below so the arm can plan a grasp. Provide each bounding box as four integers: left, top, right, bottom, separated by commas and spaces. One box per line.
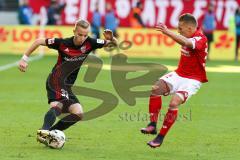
22, 55, 29, 62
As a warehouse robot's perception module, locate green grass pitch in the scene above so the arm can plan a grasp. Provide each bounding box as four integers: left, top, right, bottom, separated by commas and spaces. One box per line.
0, 54, 240, 160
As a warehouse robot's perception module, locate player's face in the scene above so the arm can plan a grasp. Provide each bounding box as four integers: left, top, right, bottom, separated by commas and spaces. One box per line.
73, 27, 89, 45
177, 21, 193, 38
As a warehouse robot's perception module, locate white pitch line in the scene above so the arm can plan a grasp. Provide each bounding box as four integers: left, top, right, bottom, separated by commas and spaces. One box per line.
0, 54, 44, 72
100, 64, 240, 73
0, 7, 47, 72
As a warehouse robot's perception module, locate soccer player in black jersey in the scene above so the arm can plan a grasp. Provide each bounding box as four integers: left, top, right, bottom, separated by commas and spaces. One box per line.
18, 19, 117, 145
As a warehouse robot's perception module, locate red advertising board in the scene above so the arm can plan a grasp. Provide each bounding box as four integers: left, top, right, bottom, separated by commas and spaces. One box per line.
29, 0, 240, 30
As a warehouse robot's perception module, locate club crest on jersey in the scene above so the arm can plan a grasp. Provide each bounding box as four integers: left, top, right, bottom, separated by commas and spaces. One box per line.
80, 46, 86, 53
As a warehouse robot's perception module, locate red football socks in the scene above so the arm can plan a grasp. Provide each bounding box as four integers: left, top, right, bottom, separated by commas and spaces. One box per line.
149, 95, 162, 123
159, 108, 178, 136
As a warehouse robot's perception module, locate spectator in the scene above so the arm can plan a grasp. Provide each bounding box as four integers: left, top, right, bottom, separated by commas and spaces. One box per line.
104, 3, 118, 37
18, 0, 33, 25
47, 0, 65, 25
202, 4, 216, 60
91, 3, 102, 55
235, 7, 240, 61
130, 1, 145, 28
0, 0, 6, 10
91, 3, 101, 39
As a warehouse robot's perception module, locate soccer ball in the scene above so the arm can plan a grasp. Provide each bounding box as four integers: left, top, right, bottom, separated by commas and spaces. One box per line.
47, 130, 66, 149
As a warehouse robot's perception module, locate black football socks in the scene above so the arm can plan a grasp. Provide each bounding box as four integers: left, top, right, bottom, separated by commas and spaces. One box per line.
50, 114, 81, 131
42, 107, 61, 130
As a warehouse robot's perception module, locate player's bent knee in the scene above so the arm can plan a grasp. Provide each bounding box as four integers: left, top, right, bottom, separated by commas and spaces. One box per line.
151, 85, 160, 95
69, 103, 84, 118
50, 101, 63, 109
70, 109, 83, 117
151, 80, 170, 96
169, 101, 180, 108
75, 113, 83, 120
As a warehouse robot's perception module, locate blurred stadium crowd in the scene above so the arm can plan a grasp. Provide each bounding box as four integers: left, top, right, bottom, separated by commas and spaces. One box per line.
0, 0, 238, 28
0, 0, 240, 61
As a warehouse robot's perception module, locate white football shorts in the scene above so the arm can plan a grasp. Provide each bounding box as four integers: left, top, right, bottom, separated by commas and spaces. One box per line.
160, 71, 202, 102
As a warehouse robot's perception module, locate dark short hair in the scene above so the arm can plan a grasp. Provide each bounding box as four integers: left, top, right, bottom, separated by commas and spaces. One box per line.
179, 13, 197, 27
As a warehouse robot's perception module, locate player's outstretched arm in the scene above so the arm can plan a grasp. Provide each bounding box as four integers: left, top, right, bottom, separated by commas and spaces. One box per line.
102, 29, 118, 47
18, 38, 46, 72
156, 23, 193, 48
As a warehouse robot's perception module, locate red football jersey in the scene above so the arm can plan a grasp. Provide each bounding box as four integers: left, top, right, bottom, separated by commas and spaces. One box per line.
175, 30, 208, 83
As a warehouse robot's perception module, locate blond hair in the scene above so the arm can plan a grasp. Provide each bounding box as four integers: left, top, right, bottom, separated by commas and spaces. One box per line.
74, 19, 90, 30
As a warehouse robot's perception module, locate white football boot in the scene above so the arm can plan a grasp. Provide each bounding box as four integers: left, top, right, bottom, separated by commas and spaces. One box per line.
36, 130, 51, 146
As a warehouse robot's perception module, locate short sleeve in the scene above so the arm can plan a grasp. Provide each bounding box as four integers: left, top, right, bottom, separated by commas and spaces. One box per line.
45, 38, 62, 50
189, 36, 207, 51
89, 38, 106, 49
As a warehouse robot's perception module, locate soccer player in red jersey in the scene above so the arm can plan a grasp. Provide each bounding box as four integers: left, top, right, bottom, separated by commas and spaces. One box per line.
140, 13, 208, 148
18, 19, 117, 146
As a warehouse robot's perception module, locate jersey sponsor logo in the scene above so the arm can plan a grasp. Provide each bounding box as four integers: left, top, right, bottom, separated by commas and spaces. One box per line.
63, 56, 86, 62
97, 39, 104, 44
48, 38, 55, 45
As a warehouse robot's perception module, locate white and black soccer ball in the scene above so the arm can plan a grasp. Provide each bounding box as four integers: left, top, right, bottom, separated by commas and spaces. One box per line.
47, 130, 66, 149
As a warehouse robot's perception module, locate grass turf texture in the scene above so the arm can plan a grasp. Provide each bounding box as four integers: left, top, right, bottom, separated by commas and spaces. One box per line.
0, 54, 240, 160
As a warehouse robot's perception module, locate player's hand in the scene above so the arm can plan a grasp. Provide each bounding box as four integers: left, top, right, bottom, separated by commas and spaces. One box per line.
18, 59, 28, 72
155, 23, 169, 34
103, 29, 114, 40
